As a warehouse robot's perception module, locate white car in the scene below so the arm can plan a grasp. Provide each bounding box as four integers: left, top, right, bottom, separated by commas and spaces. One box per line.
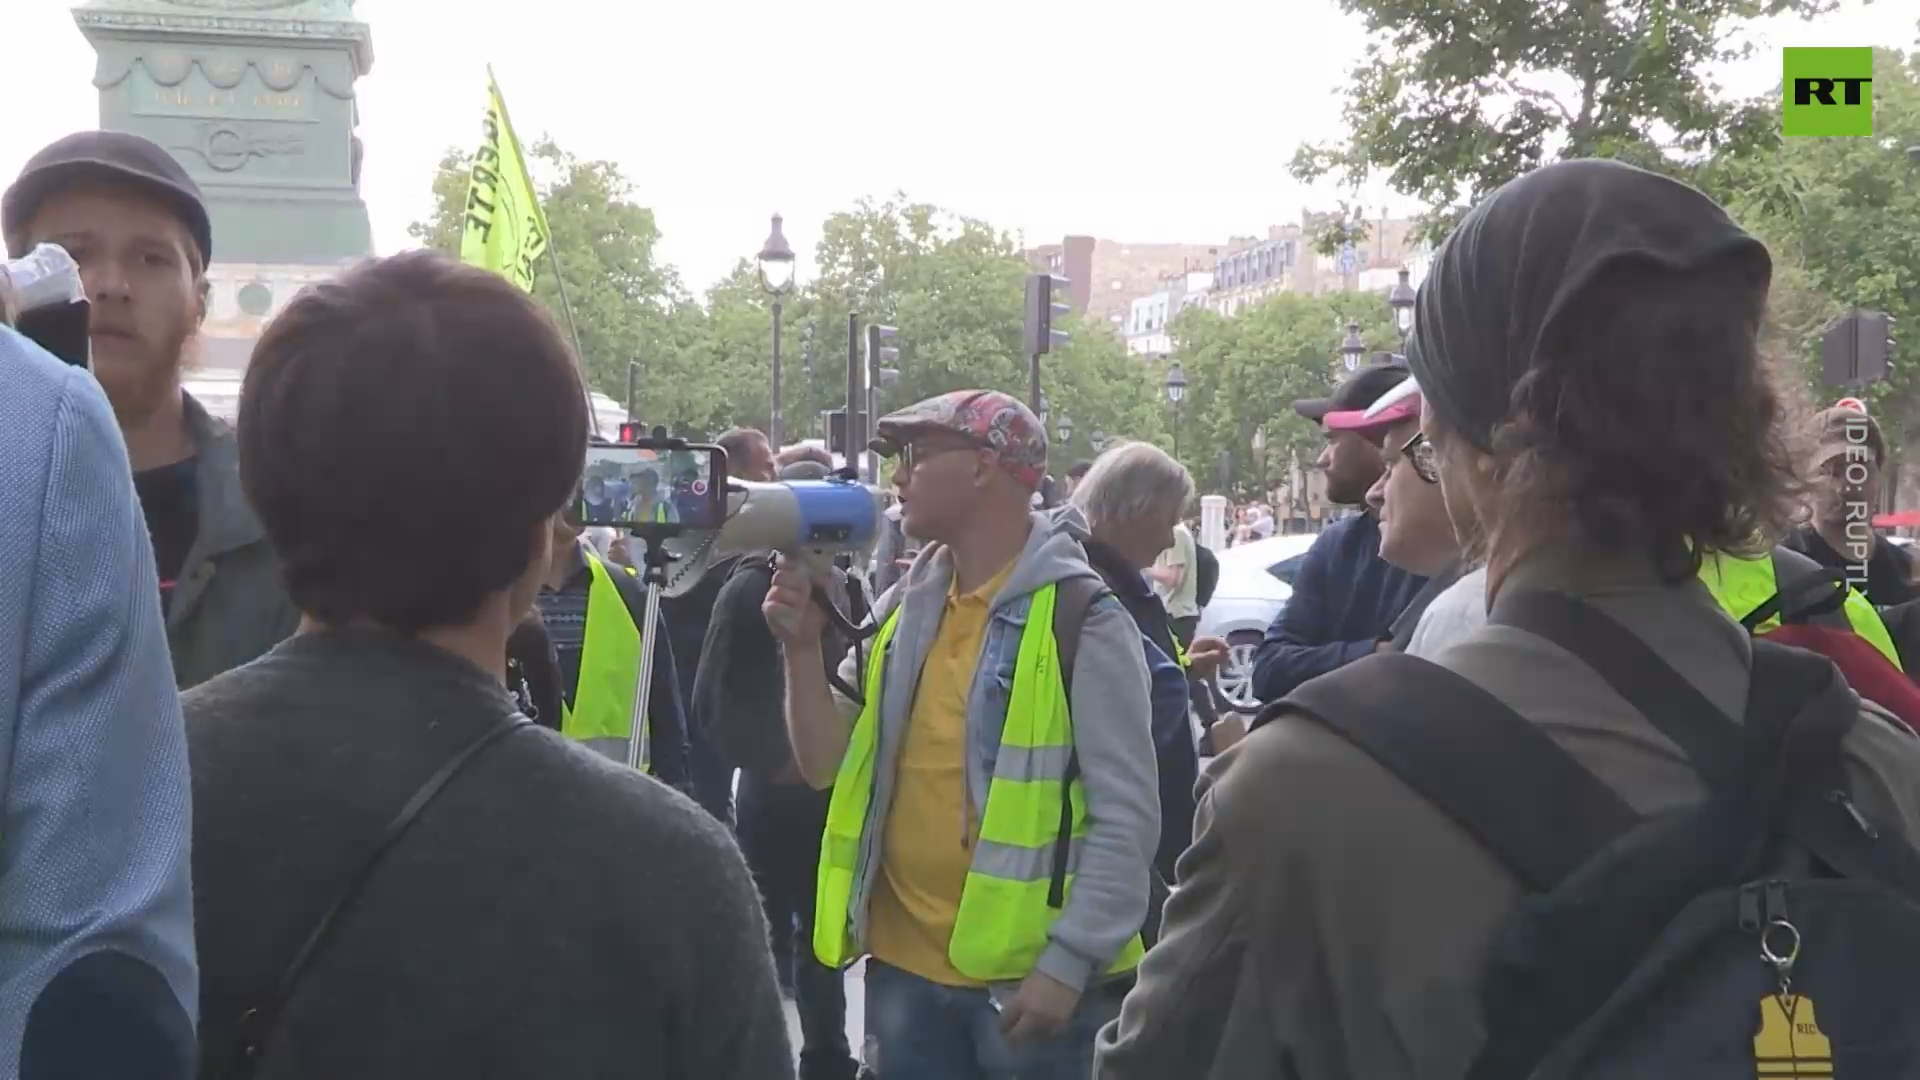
1197, 533, 1320, 710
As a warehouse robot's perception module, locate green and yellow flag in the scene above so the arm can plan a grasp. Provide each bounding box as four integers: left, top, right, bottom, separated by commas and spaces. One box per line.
459, 67, 550, 292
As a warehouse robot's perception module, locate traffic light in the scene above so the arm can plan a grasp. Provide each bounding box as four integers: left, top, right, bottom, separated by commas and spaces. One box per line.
617, 421, 645, 443
824, 408, 847, 455
1822, 309, 1893, 388
1024, 273, 1071, 357
866, 323, 899, 386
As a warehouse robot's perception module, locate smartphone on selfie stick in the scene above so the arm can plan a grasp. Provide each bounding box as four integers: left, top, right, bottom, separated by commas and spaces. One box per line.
573, 431, 729, 772
3, 244, 91, 368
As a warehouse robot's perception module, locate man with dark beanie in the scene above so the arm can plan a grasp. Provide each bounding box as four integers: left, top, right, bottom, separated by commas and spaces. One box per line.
3, 131, 297, 688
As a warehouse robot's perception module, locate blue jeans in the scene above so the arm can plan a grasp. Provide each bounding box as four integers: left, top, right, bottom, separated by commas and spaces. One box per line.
864, 961, 1123, 1079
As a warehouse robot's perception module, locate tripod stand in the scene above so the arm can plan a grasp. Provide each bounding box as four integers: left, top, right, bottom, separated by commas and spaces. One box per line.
622, 529, 677, 773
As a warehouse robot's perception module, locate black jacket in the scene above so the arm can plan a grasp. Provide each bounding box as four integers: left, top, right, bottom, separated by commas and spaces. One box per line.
184, 629, 790, 1078
1783, 525, 1920, 608
1250, 512, 1428, 702
694, 556, 858, 777
662, 556, 737, 734
1083, 538, 1200, 883
526, 548, 691, 789
506, 616, 563, 728
1386, 559, 1468, 652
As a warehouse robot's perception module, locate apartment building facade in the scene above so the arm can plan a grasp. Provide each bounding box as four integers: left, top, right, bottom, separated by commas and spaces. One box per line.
1025, 236, 1226, 329
1125, 269, 1214, 357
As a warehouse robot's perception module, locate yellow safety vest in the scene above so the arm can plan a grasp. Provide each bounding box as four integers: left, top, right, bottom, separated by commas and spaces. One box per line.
1697, 549, 1902, 670
560, 555, 652, 772
814, 582, 1147, 981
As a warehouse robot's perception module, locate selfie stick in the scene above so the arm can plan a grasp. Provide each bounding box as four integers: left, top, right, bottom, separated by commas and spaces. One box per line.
622, 532, 674, 773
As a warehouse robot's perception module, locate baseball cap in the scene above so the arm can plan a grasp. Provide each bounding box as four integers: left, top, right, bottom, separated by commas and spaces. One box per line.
3, 131, 212, 267
1293, 363, 1410, 424
1324, 374, 1423, 440
871, 389, 1047, 490
1809, 402, 1885, 470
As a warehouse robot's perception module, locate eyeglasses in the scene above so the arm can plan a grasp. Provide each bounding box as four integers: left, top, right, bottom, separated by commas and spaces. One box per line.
1398, 431, 1440, 484
897, 436, 987, 474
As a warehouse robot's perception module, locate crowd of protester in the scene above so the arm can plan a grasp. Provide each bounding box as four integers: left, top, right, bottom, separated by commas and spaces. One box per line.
6, 126, 1920, 1080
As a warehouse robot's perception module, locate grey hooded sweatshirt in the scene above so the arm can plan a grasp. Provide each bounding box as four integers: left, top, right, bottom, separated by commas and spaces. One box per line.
830, 506, 1159, 993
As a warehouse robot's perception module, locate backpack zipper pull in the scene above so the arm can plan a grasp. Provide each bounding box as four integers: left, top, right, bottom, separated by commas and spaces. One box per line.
1828, 789, 1879, 839
1764, 879, 1790, 925
1739, 882, 1763, 933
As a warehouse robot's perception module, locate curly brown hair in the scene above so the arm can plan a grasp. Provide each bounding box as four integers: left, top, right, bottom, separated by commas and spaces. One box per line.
1456, 257, 1808, 584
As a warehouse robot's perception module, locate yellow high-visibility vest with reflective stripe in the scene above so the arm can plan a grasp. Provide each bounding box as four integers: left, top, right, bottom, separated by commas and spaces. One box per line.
560, 555, 652, 772
814, 582, 1147, 981
1697, 549, 1902, 670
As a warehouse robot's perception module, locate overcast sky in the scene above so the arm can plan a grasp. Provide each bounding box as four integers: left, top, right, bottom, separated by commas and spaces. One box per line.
4, 0, 1910, 292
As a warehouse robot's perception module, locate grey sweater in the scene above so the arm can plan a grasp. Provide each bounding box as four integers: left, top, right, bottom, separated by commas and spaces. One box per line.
183, 628, 792, 1079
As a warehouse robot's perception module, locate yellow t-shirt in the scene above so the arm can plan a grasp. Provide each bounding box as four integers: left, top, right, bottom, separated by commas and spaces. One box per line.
865, 560, 1015, 987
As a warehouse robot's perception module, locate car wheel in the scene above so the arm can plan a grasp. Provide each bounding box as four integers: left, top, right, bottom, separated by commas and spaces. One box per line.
1212, 632, 1264, 712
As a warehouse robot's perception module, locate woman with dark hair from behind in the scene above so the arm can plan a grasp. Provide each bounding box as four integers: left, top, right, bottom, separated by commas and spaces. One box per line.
183, 250, 791, 1079
1096, 159, 1920, 1078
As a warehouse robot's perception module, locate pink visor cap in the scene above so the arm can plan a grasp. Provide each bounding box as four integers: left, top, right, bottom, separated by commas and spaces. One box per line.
1323, 376, 1422, 438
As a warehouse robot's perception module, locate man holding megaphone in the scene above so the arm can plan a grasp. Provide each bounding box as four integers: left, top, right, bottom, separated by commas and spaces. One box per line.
767, 389, 1158, 1079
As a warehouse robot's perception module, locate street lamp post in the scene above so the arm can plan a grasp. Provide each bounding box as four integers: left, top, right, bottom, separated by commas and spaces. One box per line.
1387, 266, 1416, 348
1165, 362, 1187, 458
1340, 321, 1366, 373
756, 213, 796, 447
1055, 413, 1073, 448
1036, 391, 1051, 431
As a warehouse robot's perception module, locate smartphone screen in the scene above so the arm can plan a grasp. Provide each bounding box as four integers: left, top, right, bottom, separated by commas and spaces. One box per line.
577, 444, 726, 529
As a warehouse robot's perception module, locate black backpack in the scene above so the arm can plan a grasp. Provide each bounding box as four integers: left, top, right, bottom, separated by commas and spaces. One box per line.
1193, 543, 1220, 610
1270, 588, 1920, 1078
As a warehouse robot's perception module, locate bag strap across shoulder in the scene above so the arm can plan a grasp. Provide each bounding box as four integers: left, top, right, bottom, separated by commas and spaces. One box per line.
1052, 574, 1106, 701
1282, 652, 1638, 893
1049, 574, 1109, 909
1744, 549, 1850, 631
222, 713, 532, 1079
1492, 589, 1755, 792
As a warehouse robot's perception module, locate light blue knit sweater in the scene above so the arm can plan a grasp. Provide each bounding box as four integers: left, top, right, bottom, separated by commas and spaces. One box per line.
0, 326, 196, 1073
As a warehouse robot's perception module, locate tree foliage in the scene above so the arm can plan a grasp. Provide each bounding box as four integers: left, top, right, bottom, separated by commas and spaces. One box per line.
1711, 49, 1920, 440
1169, 292, 1403, 495
409, 179, 1160, 463
409, 139, 718, 431
1293, 0, 1836, 246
